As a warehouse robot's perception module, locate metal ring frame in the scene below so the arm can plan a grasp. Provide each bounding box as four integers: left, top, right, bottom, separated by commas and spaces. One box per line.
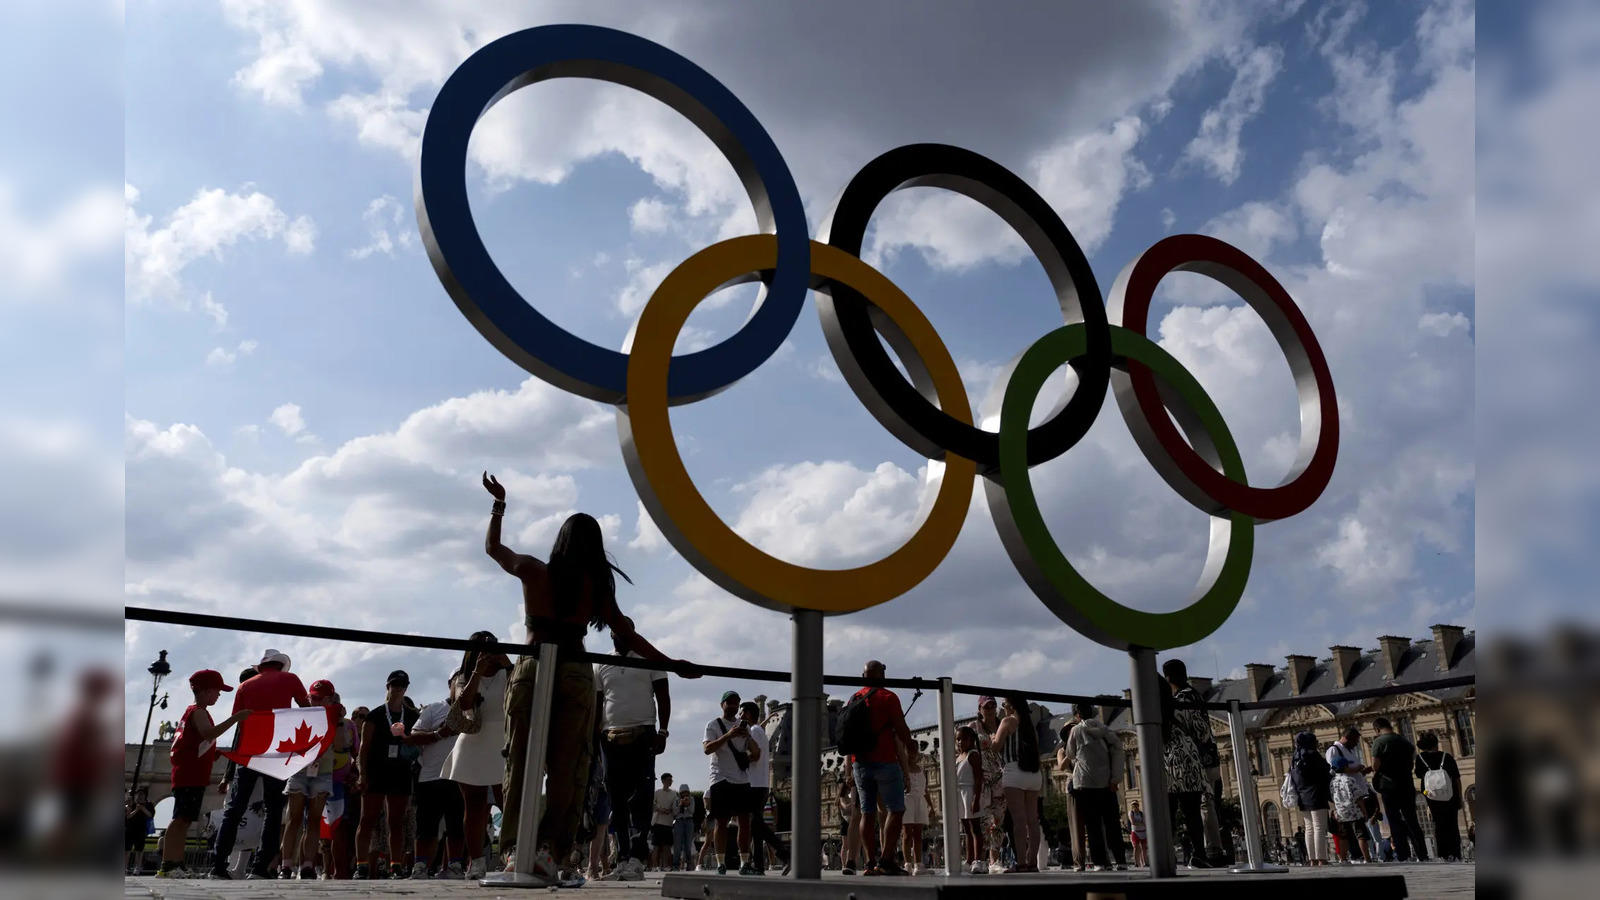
417, 25, 1339, 650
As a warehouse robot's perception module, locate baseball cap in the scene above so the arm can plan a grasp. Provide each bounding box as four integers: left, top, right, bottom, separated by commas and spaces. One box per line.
190, 669, 232, 692
386, 669, 410, 686
720, 690, 740, 703
309, 679, 336, 699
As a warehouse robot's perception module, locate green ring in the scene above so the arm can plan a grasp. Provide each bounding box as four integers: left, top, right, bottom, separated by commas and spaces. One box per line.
987, 324, 1254, 650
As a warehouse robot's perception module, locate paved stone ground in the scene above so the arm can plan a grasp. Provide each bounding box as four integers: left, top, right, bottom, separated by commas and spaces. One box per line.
128, 862, 1475, 899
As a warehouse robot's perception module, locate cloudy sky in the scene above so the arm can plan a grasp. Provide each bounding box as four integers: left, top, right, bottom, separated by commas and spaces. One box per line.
92, 0, 1498, 786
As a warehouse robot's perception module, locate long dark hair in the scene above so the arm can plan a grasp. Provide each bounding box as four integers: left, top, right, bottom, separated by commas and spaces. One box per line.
548, 512, 632, 629
1006, 693, 1040, 773
456, 630, 497, 694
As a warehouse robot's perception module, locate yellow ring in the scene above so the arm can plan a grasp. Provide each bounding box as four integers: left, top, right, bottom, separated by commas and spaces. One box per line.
619, 235, 977, 614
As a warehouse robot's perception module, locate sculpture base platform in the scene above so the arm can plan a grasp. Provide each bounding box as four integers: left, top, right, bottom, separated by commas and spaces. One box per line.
661, 870, 1408, 899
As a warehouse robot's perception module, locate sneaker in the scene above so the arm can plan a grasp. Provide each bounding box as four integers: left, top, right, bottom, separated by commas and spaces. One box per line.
438, 861, 466, 880
1086, 864, 1104, 872
389, 864, 408, 879
1187, 856, 1214, 869
781, 863, 791, 876
841, 865, 856, 876
881, 862, 910, 876
411, 860, 429, 879
738, 864, 759, 876
990, 862, 1007, 874
353, 863, 370, 880
465, 857, 487, 879
299, 866, 316, 880
863, 865, 884, 876
970, 861, 985, 874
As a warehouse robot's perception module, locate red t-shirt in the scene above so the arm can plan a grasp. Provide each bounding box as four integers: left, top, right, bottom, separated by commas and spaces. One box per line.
849, 687, 904, 764
170, 704, 217, 788
234, 669, 309, 714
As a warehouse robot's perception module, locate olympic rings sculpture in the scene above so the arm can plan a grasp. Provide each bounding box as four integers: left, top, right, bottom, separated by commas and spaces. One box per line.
416, 25, 1338, 651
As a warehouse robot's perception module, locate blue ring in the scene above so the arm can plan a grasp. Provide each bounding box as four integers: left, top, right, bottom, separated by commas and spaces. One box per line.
416, 25, 809, 404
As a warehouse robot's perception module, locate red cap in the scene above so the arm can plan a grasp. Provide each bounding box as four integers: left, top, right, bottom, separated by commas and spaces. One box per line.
190, 669, 232, 692
309, 679, 336, 699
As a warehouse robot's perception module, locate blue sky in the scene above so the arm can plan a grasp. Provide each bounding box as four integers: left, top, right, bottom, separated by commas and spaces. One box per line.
99, 0, 1495, 786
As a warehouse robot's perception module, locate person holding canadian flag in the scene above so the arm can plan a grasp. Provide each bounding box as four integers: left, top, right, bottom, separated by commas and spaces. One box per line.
156, 670, 253, 878
207, 648, 327, 880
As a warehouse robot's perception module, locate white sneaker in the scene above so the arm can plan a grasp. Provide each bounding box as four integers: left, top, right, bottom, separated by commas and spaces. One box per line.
621, 859, 646, 881
970, 861, 986, 874
989, 862, 1006, 874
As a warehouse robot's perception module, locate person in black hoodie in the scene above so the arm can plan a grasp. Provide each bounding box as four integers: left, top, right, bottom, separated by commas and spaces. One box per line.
1290, 731, 1332, 866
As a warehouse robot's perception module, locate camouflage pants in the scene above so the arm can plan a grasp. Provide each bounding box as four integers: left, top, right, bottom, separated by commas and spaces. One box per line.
501, 656, 595, 860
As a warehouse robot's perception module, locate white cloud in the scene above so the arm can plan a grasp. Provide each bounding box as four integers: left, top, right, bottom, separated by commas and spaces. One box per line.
616, 258, 677, 317
125, 184, 317, 307
0, 182, 122, 299
628, 197, 673, 234
725, 460, 935, 567
327, 92, 428, 157
205, 338, 259, 367
1184, 45, 1284, 184
1160, 207, 1177, 230
1418, 311, 1470, 337
269, 402, 308, 437
349, 195, 415, 259
629, 499, 667, 553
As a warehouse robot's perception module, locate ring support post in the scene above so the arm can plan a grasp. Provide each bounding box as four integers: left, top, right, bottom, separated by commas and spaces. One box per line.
937, 677, 962, 876
1130, 647, 1176, 878
480, 643, 559, 888
789, 609, 823, 879
1229, 698, 1288, 874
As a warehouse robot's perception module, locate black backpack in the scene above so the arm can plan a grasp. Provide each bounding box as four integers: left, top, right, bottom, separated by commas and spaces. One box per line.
835, 689, 883, 757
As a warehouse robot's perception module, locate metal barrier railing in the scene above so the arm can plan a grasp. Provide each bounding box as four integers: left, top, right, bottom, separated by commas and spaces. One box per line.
124, 605, 1474, 883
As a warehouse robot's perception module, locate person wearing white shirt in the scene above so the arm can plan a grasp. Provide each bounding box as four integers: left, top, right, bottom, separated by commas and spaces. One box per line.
650, 774, 678, 871
595, 641, 671, 881
702, 690, 756, 875
409, 682, 464, 879
737, 701, 789, 876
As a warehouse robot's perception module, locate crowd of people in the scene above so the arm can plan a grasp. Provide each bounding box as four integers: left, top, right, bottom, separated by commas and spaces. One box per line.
130, 482, 1467, 881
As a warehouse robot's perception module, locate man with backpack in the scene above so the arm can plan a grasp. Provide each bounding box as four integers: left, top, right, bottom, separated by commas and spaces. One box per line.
1370, 718, 1429, 862
837, 660, 916, 876
702, 690, 757, 875
1414, 732, 1463, 860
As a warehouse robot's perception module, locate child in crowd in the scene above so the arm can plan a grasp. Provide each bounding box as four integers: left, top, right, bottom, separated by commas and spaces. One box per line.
900, 746, 931, 875
955, 726, 986, 875
157, 670, 254, 878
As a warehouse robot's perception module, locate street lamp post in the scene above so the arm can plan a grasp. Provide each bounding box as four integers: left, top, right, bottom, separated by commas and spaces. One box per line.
128, 650, 171, 799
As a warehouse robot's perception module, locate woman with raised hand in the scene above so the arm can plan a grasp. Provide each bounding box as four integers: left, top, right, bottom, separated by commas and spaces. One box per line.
479, 473, 694, 883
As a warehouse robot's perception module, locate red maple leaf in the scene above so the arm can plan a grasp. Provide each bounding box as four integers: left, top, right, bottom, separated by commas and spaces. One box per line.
276, 720, 319, 757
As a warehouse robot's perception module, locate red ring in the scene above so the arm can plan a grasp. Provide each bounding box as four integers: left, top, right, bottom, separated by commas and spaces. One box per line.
1114, 234, 1338, 522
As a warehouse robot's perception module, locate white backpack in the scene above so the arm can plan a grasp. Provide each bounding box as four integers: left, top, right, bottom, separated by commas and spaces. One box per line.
1422, 754, 1454, 803
1280, 772, 1300, 811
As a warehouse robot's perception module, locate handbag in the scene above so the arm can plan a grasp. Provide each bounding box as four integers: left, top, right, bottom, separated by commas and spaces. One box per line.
445, 698, 483, 735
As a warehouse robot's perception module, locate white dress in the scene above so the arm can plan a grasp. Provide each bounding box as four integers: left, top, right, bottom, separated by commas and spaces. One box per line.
440, 669, 508, 786
903, 769, 929, 826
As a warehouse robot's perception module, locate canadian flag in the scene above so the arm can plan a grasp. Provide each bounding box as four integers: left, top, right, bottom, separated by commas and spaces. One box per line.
222, 706, 334, 780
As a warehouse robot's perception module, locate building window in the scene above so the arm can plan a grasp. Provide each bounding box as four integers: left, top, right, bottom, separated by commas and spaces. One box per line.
1397, 717, 1415, 744
1453, 709, 1475, 757
1255, 736, 1271, 777
1126, 754, 1138, 789
1262, 802, 1283, 849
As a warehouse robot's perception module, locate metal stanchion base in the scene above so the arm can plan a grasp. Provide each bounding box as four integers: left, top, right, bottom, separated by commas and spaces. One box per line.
661, 871, 1406, 898
1228, 864, 1290, 874
479, 870, 578, 888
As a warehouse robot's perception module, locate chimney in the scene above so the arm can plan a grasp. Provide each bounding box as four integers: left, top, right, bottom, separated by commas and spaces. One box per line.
1377, 635, 1411, 680
1430, 624, 1465, 672
1122, 688, 1132, 703
1329, 646, 1362, 688
1188, 676, 1213, 697
1244, 663, 1275, 701
1285, 655, 1316, 696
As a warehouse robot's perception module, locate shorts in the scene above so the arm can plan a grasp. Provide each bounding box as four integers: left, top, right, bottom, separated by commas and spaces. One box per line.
1131, 832, 1146, 845
707, 780, 749, 820
125, 830, 147, 852
417, 779, 465, 840
651, 824, 674, 848
170, 785, 205, 822
853, 761, 906, 815
286, 770, 333, 797
1001, 763, 1043, 792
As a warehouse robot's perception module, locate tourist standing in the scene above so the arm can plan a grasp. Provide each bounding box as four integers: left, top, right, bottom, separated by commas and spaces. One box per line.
209, 650, 308, 879
159, 671, 252, 878
702, 690, 755, 874
671, 785, 695, 870
354, 670, 418, 879
954, 725, 986, 875
651, 774, 678, 871
900, 746, 931, 875
1158, 658, 1210, 869
972, 696, 1007, 873
408, 676, 464, 879
279, 681, 339, 879
837, 773, 862, 873
439, 632, 511, 879
739, 701, 788, 875
126, 789, 154, 875
845, 660, 917, 876
1414, 732, 1463, 860
1370, 718, 1428, 861
1326, 727, 1376, 862
1063, 702, 1127, 870
480, 475, 690, 882
595, 633, 671, 880
988, 694, 1043, 873
1290, 730, 1333, 865
1128, 800, 1147, 867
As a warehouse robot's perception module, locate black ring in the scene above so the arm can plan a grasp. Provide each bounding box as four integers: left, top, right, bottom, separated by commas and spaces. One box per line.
817, 143, 1112, 469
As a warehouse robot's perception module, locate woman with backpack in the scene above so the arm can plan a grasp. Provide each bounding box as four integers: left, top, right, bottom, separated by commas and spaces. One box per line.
1288, 731, 1332, 865
1414, 732, 1463, 860
986, 694, 1042, 873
